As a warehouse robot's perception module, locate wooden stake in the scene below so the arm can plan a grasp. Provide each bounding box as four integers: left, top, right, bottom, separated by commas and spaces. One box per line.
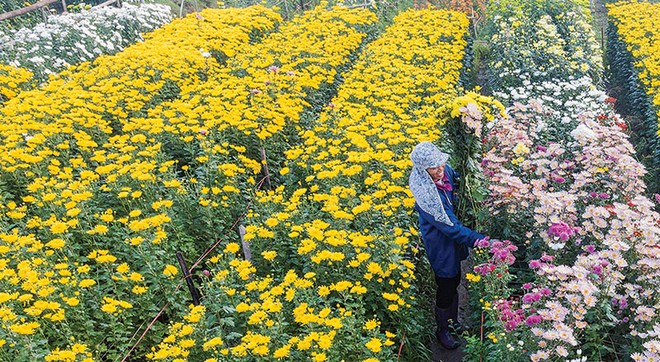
0, 0, 58, 21
238, 225, 252, 262
176, 251, 201, 306
260, 146, 271, 190
95, 0, 121, 8
396, 329, 406, 359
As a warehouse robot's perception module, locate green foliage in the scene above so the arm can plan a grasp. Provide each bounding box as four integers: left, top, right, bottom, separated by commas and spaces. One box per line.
605, 19, 660, 197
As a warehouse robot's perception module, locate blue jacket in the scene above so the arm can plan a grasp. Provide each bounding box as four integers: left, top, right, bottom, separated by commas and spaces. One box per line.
415, 166, 484, 278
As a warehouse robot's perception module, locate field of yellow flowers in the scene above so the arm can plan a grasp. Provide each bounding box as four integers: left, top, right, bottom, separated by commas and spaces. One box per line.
0, 6, 283, 361
182, 8, 471, 361
0, 4, 474, 361
2, 1, 660, 361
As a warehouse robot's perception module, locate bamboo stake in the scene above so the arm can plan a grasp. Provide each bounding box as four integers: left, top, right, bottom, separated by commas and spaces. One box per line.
176, 251, 201, 306
238, 225, 252, 262
94, 0, 121, 8
0, 0, 58, 21
260, 146, 271, 190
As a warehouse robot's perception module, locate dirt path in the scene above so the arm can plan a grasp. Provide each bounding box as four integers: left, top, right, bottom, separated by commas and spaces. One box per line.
591, 0, 608, 51
432, 341, 466, 362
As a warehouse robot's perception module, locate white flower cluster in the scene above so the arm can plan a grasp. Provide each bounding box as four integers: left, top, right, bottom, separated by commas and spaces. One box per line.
494, 76, 609, 126
489, 11, 603, 92
0, 4, 171, 80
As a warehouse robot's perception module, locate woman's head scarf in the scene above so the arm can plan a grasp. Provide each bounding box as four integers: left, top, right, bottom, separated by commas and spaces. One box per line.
409, 141, 453, 226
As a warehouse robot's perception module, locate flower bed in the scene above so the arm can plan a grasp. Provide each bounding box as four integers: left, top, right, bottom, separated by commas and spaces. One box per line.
0, 5, 281, 190
143, 8, 472, 361
0, 4, 172, 81
0, 6, 285, 361
462, 88, 660, 362
607, 1, 660, 195
139, 5, 378, 172
484, 0, 601, 93
456, 0, 660, 360
0, 5, 383, 360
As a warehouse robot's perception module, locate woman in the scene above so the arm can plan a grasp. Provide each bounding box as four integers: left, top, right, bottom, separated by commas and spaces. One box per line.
408, 141, 484, 350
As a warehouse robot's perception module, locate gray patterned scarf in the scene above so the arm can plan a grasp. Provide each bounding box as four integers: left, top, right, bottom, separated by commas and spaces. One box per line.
409, 141, 453, 226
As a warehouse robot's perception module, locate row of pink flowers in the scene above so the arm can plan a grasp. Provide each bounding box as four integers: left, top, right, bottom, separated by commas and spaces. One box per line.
464, 92, 660, 360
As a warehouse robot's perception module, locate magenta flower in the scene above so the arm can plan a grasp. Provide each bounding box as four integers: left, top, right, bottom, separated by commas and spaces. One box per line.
592, 264, 603, 276
525, 315, 542, 326
523, 283, 533, 289
600, 259, 610, 267
487, 239, 517, 265
522, 292, 541, 304
599, 192, 609, 199
540, 253, 554, 262
654, 194, 660, 203
495, 300, 526, 332
474, 263, 496, 275
475, 237, 491, 248
529, 259, 542, 269
548, 221, 575, 242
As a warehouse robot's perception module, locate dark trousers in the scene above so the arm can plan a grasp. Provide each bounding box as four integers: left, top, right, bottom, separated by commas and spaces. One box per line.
435, 274, 461, 309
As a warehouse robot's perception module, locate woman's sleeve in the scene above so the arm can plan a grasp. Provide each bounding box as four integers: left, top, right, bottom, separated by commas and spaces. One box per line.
417, 206, 484, 248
